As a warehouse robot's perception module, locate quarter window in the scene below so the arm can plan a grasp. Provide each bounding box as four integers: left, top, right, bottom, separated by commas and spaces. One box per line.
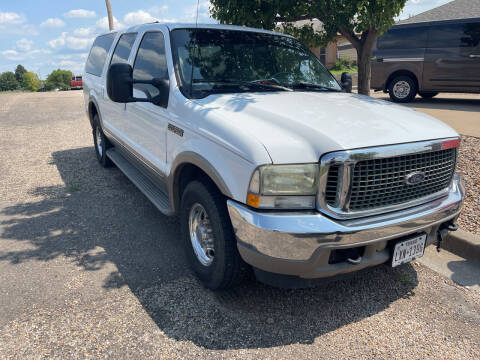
133, 32, 169, 99
85, 33, 116, 76
428, 22, 480, 48
110, 33, 137, 65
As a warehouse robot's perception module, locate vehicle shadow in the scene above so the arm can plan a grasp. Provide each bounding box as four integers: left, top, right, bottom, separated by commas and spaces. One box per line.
0, 146, 419, 350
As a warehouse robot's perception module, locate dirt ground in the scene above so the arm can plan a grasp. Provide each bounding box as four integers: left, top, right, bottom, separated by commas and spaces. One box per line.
0, 91, 479, 359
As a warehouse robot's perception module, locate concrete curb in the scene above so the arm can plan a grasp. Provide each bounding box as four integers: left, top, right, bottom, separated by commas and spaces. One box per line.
443, 229, 480, 260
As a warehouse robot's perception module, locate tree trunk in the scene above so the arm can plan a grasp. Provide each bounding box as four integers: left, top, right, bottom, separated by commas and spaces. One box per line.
357, 47, 372, 96
105, 0, 114, 30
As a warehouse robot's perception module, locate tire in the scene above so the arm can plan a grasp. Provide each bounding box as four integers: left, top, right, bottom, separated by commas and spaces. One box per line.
388, 76, 417, 103
419, 91, 439, 99
92, 114, 113, 168
180, 180, 249, 289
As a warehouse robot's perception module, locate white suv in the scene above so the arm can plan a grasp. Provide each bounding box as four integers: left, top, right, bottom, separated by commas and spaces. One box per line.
83, 23, 464, 289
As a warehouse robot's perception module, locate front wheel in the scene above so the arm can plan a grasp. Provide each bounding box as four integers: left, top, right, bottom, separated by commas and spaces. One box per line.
388, 76, 417, 103
180, 180, 249, 289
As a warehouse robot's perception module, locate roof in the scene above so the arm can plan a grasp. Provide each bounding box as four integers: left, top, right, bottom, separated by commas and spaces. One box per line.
399, 0, 480, 24
119, 22, 293, 38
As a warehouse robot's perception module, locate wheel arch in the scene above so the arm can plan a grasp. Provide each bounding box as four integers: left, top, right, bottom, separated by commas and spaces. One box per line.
168, 152, 233, 214
87, 97, 101, 130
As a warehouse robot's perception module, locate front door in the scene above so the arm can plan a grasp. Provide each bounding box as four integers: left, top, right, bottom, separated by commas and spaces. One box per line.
423, 21, 480, 92
125, 31, 170, 176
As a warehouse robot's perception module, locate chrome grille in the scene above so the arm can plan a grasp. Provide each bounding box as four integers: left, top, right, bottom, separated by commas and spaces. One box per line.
323, 148, 456, 212
349, 148, 456, 210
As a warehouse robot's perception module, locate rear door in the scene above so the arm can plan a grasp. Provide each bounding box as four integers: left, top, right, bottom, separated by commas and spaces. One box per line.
423, 21, 480, 91
101, 32, 138, 139
124, 30, 171, 175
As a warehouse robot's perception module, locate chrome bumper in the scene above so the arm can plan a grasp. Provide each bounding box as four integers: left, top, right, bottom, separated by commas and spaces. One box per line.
227, 174, 465, 279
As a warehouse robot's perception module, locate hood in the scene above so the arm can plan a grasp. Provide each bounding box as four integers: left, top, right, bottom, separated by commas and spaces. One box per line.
194, 91, 459, 164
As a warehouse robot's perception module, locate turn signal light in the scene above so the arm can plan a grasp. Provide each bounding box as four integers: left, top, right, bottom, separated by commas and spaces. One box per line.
247, 193, 260, 208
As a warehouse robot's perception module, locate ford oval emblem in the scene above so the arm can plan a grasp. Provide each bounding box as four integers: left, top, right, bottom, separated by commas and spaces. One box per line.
405, 171, 426, 186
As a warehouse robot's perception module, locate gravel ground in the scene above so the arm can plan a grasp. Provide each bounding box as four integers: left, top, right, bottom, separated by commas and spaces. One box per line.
0, 91, 479, 359
456, 135, 480, 235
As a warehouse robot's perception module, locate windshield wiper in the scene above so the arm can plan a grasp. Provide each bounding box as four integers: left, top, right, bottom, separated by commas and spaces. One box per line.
288, 83, 341, 92
192, 79, 292, 92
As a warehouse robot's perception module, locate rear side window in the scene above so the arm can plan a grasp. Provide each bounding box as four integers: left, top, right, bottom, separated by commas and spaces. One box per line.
133, 32, 168, 99
428, 22, 480, 48
110, 33, 137, 65
85, 33, 116, 76
378, 26, 429, 50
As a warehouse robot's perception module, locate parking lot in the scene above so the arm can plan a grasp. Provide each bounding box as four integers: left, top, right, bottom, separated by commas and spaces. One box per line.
1, 91, 479, 359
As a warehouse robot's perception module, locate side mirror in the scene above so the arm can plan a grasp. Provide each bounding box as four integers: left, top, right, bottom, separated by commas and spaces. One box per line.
341, 72, 353, 93
106, 63, 170, 107
107, 63, 134, 103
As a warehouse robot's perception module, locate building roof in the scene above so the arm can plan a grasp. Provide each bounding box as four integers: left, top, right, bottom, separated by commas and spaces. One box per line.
399, 0, 480, 24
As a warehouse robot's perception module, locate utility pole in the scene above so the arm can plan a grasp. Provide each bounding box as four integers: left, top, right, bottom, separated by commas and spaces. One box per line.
105, 0, 114, 30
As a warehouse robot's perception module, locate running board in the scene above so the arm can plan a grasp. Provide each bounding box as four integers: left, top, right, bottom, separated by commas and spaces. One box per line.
106, 148, 174, 216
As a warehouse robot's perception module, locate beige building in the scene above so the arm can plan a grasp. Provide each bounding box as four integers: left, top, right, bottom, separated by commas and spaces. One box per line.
294, 20, 356, 68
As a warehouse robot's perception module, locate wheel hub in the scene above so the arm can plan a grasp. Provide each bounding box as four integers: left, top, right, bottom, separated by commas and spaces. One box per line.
96, 127, 103, 156
189, 203, 215, 266
393, 81, 411, 99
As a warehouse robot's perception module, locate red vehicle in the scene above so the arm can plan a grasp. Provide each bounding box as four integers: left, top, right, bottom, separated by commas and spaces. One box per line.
70, 75, 83, 90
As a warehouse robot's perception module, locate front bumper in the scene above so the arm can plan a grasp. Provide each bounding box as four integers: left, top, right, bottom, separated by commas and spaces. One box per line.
227, 174, 465, 279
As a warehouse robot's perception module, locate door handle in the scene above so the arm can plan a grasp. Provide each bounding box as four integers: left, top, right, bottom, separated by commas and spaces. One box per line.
469, 54, 480, 58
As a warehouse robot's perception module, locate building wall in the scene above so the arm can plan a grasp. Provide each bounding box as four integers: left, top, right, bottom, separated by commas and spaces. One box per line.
311, 35, 357, 69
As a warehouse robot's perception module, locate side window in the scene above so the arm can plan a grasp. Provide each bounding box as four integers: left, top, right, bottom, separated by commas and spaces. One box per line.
133, 32, 169, 99
429, 23, 480, 48
85, 33, 116, 76
378, 26, 429, 50
110, 33, 137, 65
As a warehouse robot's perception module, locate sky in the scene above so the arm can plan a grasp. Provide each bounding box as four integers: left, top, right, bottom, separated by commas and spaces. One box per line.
0, 0, 453, 78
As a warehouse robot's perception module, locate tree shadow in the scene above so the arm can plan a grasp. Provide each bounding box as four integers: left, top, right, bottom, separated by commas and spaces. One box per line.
0, 146, 419, 350
376, 94, 480, 113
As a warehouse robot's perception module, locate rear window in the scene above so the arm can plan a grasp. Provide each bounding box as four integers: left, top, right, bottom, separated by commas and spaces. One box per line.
85, 33, 116, 76
428, 22, 480, 48
110, 32, 137, 65
378, 26, 429, 50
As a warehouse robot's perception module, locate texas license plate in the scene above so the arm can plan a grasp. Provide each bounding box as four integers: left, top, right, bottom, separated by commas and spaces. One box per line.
392, 234, 427, 268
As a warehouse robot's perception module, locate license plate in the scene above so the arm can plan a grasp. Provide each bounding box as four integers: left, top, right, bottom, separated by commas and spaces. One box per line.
392, 234, 427, 268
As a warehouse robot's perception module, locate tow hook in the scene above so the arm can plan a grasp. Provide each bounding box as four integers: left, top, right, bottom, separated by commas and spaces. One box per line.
437, 221, 458, 252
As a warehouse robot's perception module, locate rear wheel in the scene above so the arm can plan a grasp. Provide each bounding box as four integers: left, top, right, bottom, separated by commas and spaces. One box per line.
419, 91, 439, 99
93, 115, 113, 168
180, 180, 249, 289
388, 76, 417, 103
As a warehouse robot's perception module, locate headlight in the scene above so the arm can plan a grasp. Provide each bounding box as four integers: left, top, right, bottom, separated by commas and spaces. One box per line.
247, 164, 319, 209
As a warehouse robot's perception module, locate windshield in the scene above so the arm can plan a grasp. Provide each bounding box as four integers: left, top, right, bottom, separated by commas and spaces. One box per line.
170, 28, 341, 98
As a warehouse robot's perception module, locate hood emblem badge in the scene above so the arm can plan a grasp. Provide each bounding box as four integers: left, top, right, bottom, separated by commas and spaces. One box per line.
405, 171, 426, 186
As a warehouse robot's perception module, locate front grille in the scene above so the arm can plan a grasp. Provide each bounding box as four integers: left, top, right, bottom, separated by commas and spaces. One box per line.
325, 148, 456, 212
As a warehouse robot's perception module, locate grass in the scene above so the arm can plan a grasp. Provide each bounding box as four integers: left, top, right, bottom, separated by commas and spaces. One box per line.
330, 67, 358, 75
68, 181, 81, 192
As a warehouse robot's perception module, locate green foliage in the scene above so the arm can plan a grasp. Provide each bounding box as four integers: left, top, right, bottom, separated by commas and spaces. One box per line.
331, 57, 356, 72
0, 72, 19, 91
22, 72, 41, 92
15, 64, 27, 84
211, 0, 407, 46
45, 69, 72, 91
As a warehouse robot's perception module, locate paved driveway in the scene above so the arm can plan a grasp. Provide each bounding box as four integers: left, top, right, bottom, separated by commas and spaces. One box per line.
0, 91, 479, 359
371, 92, 480, 137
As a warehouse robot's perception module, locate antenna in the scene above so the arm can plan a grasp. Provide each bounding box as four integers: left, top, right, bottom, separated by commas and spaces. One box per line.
189, 0, 200, 97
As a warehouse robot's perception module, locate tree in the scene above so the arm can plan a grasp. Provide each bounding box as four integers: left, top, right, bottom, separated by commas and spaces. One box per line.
210, 0, 407, 95
105, 0, 114, 30
22, 72, 41, 92
45, 69, 72, 91
15, 64, 27, 85
0, 72, 19, 91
